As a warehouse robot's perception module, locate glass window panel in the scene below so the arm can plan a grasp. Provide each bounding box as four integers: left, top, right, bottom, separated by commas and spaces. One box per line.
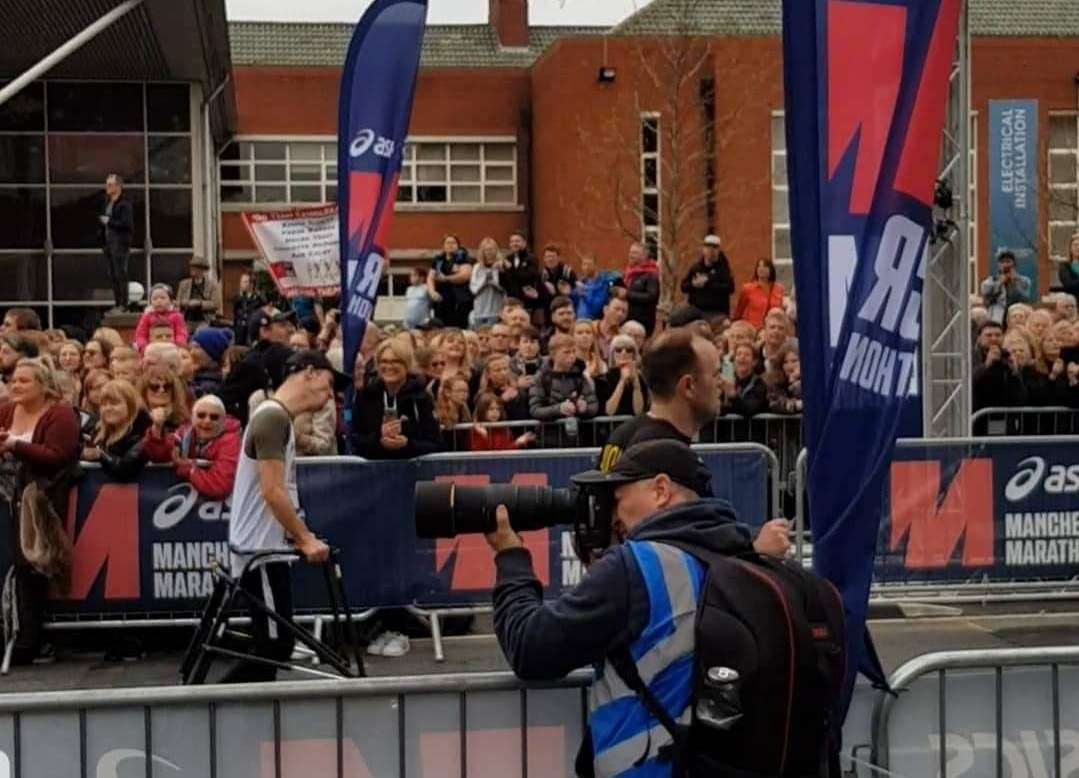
255, 186, 286, 203
774, 227, 792, 260
149, 189, 193, 248
0, 254, 47, 300
641, 118, 659, 154
1050, 224, 1077, 256
219, 142, 241, 164
0, 137, 45, 183
416, 144, 446, 162
0, 82, 44, 131
772, 115, 786, 150
1050, 153, 1077, 185
152, 254, 191, 290
1049, 188, 1078, 222
486, 185, 514, 203
451, 165, 480, 183
398, 165, 413, 183
146, 85, 190, 133
290, 185, 322, 203
221, 184, 252, 203
774, 259, 794, 290
49, 135, 145, 184
326, 185, 337, 203
47, 82, 143, 132
236, 142, 255, 159
148, 136, 191, 184
53, 252, 146, 301
289, 143, 321, 162
291, 164, 321, 182
255, 165, 286, 182
772, 153, 788, 183
252, 142, 286, 160
220, 163, 252, 184
484, 144, 515, 162
416, 185, 447, 203
643, 157, 658, 189
450, 144, 480, 161
327, 165, 338, 182
417, 165, 446, 183
1049, 116, 1078, 151
50, 187, 144, 249
486, 165, 513, 182
772, 189, 790, 222
395, 185, 414, 203
452, 185, 481, 203
322, 143, 336, 159
643, 193, 659, 227
0, 187, 46, 248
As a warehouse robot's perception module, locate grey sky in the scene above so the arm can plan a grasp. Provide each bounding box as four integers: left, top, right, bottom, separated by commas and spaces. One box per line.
225, 0, 652, 26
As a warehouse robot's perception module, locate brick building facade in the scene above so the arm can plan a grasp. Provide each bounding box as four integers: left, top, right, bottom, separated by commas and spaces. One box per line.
223, 0, 1079, 317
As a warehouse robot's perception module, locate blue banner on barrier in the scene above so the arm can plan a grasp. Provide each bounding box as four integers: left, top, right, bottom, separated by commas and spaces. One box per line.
876, 440, 1079, 585
0, 447, 770, 618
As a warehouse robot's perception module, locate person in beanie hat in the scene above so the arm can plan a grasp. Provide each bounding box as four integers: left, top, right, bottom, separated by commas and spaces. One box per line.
189, 327, 233, 399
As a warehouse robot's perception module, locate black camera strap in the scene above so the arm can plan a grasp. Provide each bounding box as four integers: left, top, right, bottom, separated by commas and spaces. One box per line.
607, 647, 689, 774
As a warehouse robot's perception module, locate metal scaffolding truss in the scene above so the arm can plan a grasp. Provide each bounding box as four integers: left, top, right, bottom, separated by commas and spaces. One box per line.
922, 2, 972, 438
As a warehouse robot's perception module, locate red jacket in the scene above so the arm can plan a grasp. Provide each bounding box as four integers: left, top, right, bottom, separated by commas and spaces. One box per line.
134, 308, 189, 352
733, 281, 785, 329
469, 426, 523, 451
172, 418, 241, 501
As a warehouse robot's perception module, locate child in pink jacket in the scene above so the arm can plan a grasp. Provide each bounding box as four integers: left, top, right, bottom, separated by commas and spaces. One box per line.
134, 284, 189, 353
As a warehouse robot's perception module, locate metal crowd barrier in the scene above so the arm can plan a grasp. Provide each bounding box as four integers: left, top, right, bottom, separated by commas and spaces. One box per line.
0, 669, 593, 777
700, 414, 803, 504
870, 646, 1079, 777
441, 416, 633, 452
972, 406, 1079, 437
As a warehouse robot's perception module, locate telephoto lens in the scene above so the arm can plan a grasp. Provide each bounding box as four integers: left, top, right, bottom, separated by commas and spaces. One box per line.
414, 482, 577, 538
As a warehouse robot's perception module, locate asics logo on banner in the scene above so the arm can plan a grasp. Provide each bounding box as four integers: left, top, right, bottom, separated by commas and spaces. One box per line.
349, 129, 397, 160
1005, 457, 1079, 502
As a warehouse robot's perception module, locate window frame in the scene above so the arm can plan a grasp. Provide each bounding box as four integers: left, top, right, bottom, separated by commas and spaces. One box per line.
1047, 111, 1079, 262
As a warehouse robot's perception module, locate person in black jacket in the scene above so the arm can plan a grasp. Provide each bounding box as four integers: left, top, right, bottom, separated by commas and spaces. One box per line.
218, 309, 294, 425
973, 336, 1028, 411
623, 242, 661, 335
680, 234, 733, 317
500, 231, 542, 314
537, 243, 577, 325
721, 343, 768, 416
81, 379, 151, 482
99, 174, 135, 312
231, 272, 266, 347
351, 339, 441, 459
427, 235, 473, 329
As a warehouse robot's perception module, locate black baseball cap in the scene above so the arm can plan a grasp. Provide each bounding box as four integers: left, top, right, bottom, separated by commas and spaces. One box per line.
284, 349, 350, 391
572, 439, 710, 495
248, 309, 297, 341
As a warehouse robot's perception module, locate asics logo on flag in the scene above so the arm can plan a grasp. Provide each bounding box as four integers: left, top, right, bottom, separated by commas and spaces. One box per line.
349, 128, 397, 160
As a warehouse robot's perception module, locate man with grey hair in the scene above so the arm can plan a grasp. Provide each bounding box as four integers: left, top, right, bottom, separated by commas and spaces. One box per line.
99, 173, 134, 312
1055, 293, 1077, 324
142, 341, 180, 373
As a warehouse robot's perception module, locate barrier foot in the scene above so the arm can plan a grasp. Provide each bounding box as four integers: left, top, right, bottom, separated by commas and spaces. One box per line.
431, 612, 444, 663
310, 617, 323, 666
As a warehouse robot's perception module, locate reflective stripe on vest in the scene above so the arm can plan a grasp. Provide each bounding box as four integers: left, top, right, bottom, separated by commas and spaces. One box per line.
589, 541, 704, 778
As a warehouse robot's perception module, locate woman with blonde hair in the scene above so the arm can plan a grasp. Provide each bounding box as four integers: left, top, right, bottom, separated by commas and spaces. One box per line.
432, 327, 471, 379
0, 357, 81, 661
82, 379, 151, 481
137, 365, 190, 463
572, 320, 607, 379
469, 236, 505, 328
434, 373, 472, 430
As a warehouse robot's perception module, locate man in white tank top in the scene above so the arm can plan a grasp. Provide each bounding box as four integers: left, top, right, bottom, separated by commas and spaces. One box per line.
223, 349, 346, 683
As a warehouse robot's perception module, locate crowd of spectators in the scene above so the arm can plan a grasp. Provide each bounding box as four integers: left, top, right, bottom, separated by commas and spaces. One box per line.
972, 245, 1079, 412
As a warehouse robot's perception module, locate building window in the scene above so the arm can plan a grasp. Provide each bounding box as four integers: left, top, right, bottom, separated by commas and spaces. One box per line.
220, 137, 517, 208
770, 111, 979, 291
770, 112, 792, 288
0, 81, 194, 326
1048, 113, 1078, 261
640, 114, 661, 257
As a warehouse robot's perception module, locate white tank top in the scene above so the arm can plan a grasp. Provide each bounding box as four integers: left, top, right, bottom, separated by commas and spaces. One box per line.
228, 400, 298, 575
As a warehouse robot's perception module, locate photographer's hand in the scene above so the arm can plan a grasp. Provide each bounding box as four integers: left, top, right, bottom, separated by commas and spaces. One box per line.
485, 505, 523, 554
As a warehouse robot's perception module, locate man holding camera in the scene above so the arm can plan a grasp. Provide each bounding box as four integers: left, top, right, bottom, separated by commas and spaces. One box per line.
980, 250, 1032, 324
486, 439, 790, 777
223, 350, 345, 683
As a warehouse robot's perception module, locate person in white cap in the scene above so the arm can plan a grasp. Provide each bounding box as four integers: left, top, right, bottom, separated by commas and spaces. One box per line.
680, 234, 733, 318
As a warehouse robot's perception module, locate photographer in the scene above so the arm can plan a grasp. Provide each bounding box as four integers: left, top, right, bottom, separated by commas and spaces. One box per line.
979, 251, 1032, 324
487, 439, 790, 777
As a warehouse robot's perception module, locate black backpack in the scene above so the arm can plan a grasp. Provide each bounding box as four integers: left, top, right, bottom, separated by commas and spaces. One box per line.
607, 545, 846, 778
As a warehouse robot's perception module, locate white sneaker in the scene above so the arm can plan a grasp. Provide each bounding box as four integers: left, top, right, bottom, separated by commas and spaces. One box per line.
380, 632, 410, 658
366, 631, 390, 656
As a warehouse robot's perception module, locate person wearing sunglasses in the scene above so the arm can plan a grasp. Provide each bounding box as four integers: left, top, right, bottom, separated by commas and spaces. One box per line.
171, 395, 241, 501
597, 334, 650, 417
137, 366, 190, 463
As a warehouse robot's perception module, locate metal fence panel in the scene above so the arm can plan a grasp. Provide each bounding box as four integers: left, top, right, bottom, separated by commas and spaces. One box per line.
20, 711, 79, 778
85, 707, 145, 778
404, 691, 461, 778
215, 700, 275, 778
279, 698, 341, 778
152, 704, 213, 777
342, 695, 401, 778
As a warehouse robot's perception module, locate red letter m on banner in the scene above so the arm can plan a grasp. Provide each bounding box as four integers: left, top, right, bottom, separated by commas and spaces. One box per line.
889, 459, 994, 569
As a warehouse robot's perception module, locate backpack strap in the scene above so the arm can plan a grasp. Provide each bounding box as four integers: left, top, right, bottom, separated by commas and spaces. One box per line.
606, 647, 689, 774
